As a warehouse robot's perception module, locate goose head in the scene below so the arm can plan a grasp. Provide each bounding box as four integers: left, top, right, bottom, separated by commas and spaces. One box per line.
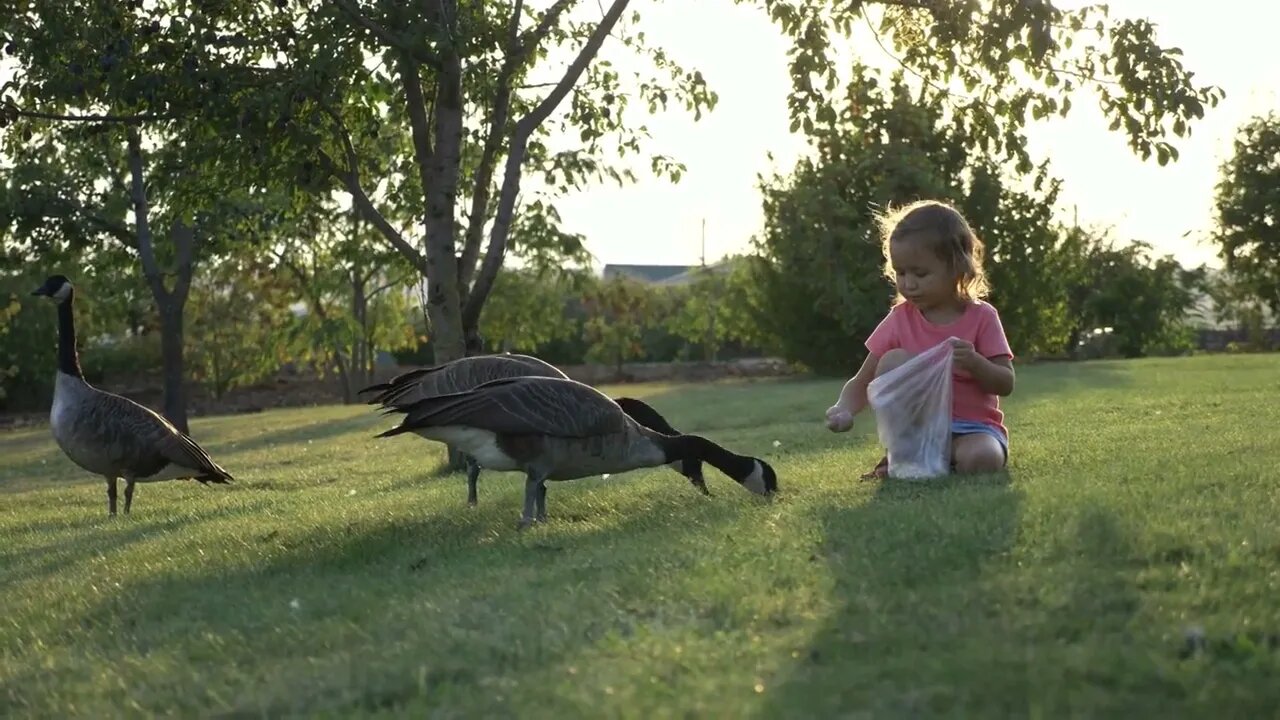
737, 457, 779, 496
32, 275, 73, 303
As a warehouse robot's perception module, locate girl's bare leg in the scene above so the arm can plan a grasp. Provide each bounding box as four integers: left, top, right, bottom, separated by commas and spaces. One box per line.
951, 433, 1005, 474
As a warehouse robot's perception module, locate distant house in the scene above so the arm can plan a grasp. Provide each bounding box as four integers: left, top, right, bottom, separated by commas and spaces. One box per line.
602, 259, 740, 287
601, 264, 695, 284
656, 259, 739, 286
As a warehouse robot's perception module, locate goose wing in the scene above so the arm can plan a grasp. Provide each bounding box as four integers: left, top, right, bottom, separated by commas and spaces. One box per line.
91, 391, 233, 480
385, 376, 627, 439
364, 354, 568, 408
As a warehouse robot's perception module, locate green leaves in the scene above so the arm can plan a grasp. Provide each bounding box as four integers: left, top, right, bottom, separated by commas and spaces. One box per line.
1210, 112, 1280, 314
745, 0, 1222, 169
478, 266, 582, 353
747, 60, 1205, 367
582, 275, 656, 369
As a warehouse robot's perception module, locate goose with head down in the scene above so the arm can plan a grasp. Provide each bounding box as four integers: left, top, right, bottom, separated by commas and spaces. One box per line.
359, 353, 569, 506
360, 354, 715, 504
31, 275, 234, 516
374, 375, 777, 528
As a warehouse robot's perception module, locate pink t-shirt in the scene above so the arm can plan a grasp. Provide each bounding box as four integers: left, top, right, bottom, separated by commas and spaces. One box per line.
865, 300, 1014, 438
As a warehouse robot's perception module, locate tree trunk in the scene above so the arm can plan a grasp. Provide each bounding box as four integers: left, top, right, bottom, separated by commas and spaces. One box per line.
158, 301, 190, 432
348, 271, 371, 400
126, 126, 194, 434
400, 53, 467, 366
334, 352, 354, 405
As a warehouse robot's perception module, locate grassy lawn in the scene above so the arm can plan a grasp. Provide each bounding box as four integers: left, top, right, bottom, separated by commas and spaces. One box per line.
3, 354, 1280, 717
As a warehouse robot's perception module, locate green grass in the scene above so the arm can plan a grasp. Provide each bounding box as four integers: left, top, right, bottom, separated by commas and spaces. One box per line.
3, 355, 1280, 717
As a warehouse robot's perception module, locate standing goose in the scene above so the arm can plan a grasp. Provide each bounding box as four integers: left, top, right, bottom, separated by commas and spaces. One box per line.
374, 375, 777, 529
359, 353, 570, 506
32, 275, 234, 516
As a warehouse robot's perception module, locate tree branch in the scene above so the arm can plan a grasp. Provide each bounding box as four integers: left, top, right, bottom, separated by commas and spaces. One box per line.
862, 13, 992, 111
314, 100, 428, 275
398, 53, 438, 197
516, 0, 628, 134
7, 105, 177, 123
458, 0, 526, 295
125, 126, 170, 304
318, 149, 427, 276
84, 213, 137, 249
463, 0, 630, 329
518, 0, 578, 57
328, 0, 429, 62
369, 276, 405, 298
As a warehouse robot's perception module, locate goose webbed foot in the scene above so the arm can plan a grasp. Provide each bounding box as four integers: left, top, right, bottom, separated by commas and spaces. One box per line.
691, 475, 711, 496
465, 456, 481, 507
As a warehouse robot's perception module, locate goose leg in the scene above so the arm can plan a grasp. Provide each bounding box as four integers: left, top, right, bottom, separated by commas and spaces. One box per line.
465, 456, 481, 507
106, 477, 118, 517
517, 470, 548, 530
536, 483, 548, 523
691, 475, 711, 496
124, 479, 136, 514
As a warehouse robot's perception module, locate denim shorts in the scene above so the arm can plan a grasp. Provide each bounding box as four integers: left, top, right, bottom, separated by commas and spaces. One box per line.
951, 419, 1008, 462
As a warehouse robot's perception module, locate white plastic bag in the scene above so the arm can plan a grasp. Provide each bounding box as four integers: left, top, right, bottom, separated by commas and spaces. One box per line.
866, 338, 955, 479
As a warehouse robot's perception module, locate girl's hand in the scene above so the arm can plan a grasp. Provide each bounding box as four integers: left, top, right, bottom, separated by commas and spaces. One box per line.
825, 405, 854, 432
950, 338, 981, 372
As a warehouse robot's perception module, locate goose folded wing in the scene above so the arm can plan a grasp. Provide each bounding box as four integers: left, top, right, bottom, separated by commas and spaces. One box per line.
400, 378, 627, 438
101, 394, 229, 477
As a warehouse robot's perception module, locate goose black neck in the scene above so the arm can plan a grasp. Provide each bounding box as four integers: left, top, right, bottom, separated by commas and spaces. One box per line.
56, 291, 83, 378
659, 434, 752, 478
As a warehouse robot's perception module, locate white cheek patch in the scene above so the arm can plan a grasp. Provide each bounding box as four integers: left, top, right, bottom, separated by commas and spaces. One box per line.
739, 460, 768, 495
53, 283, 73, 302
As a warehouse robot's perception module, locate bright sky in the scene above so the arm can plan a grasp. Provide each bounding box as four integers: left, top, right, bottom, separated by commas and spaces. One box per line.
2, 2, 1272, 275
551, 0, 1278, 272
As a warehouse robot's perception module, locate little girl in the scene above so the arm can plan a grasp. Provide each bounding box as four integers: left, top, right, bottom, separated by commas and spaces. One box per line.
824, 199, 1015, 477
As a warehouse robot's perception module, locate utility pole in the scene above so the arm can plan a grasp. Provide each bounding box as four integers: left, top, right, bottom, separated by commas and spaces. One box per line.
701, 218, 717, 362
700, 218, 706, 267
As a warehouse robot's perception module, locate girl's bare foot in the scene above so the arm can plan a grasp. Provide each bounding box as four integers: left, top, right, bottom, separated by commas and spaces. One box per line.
860, 455, 889, 480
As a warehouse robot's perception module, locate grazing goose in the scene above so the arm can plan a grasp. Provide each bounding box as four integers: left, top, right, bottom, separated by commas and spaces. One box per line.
361, 355, 714, 505
359, 353, 570, 506
32, 275, 234, 516
612, 396, 710, 496
360, 353, 569, 406
374, 375, 777, 528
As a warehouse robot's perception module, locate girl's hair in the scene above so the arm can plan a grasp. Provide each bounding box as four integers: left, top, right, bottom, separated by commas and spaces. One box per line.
876, 199, 990, 303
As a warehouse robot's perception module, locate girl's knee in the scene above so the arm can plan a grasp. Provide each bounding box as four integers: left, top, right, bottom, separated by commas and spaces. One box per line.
953, 436, 1006, 474
876, 349, 913, 377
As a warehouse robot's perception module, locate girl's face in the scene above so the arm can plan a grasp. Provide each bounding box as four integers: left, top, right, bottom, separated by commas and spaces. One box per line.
890, 235, 959, 311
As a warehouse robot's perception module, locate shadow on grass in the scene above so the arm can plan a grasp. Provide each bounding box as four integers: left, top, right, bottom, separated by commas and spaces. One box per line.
0, 484, 749, 717
753, 483, 1159, 717
0, 498, 276, 599
220, 410, 382, 456
752, 471, 1024, 716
